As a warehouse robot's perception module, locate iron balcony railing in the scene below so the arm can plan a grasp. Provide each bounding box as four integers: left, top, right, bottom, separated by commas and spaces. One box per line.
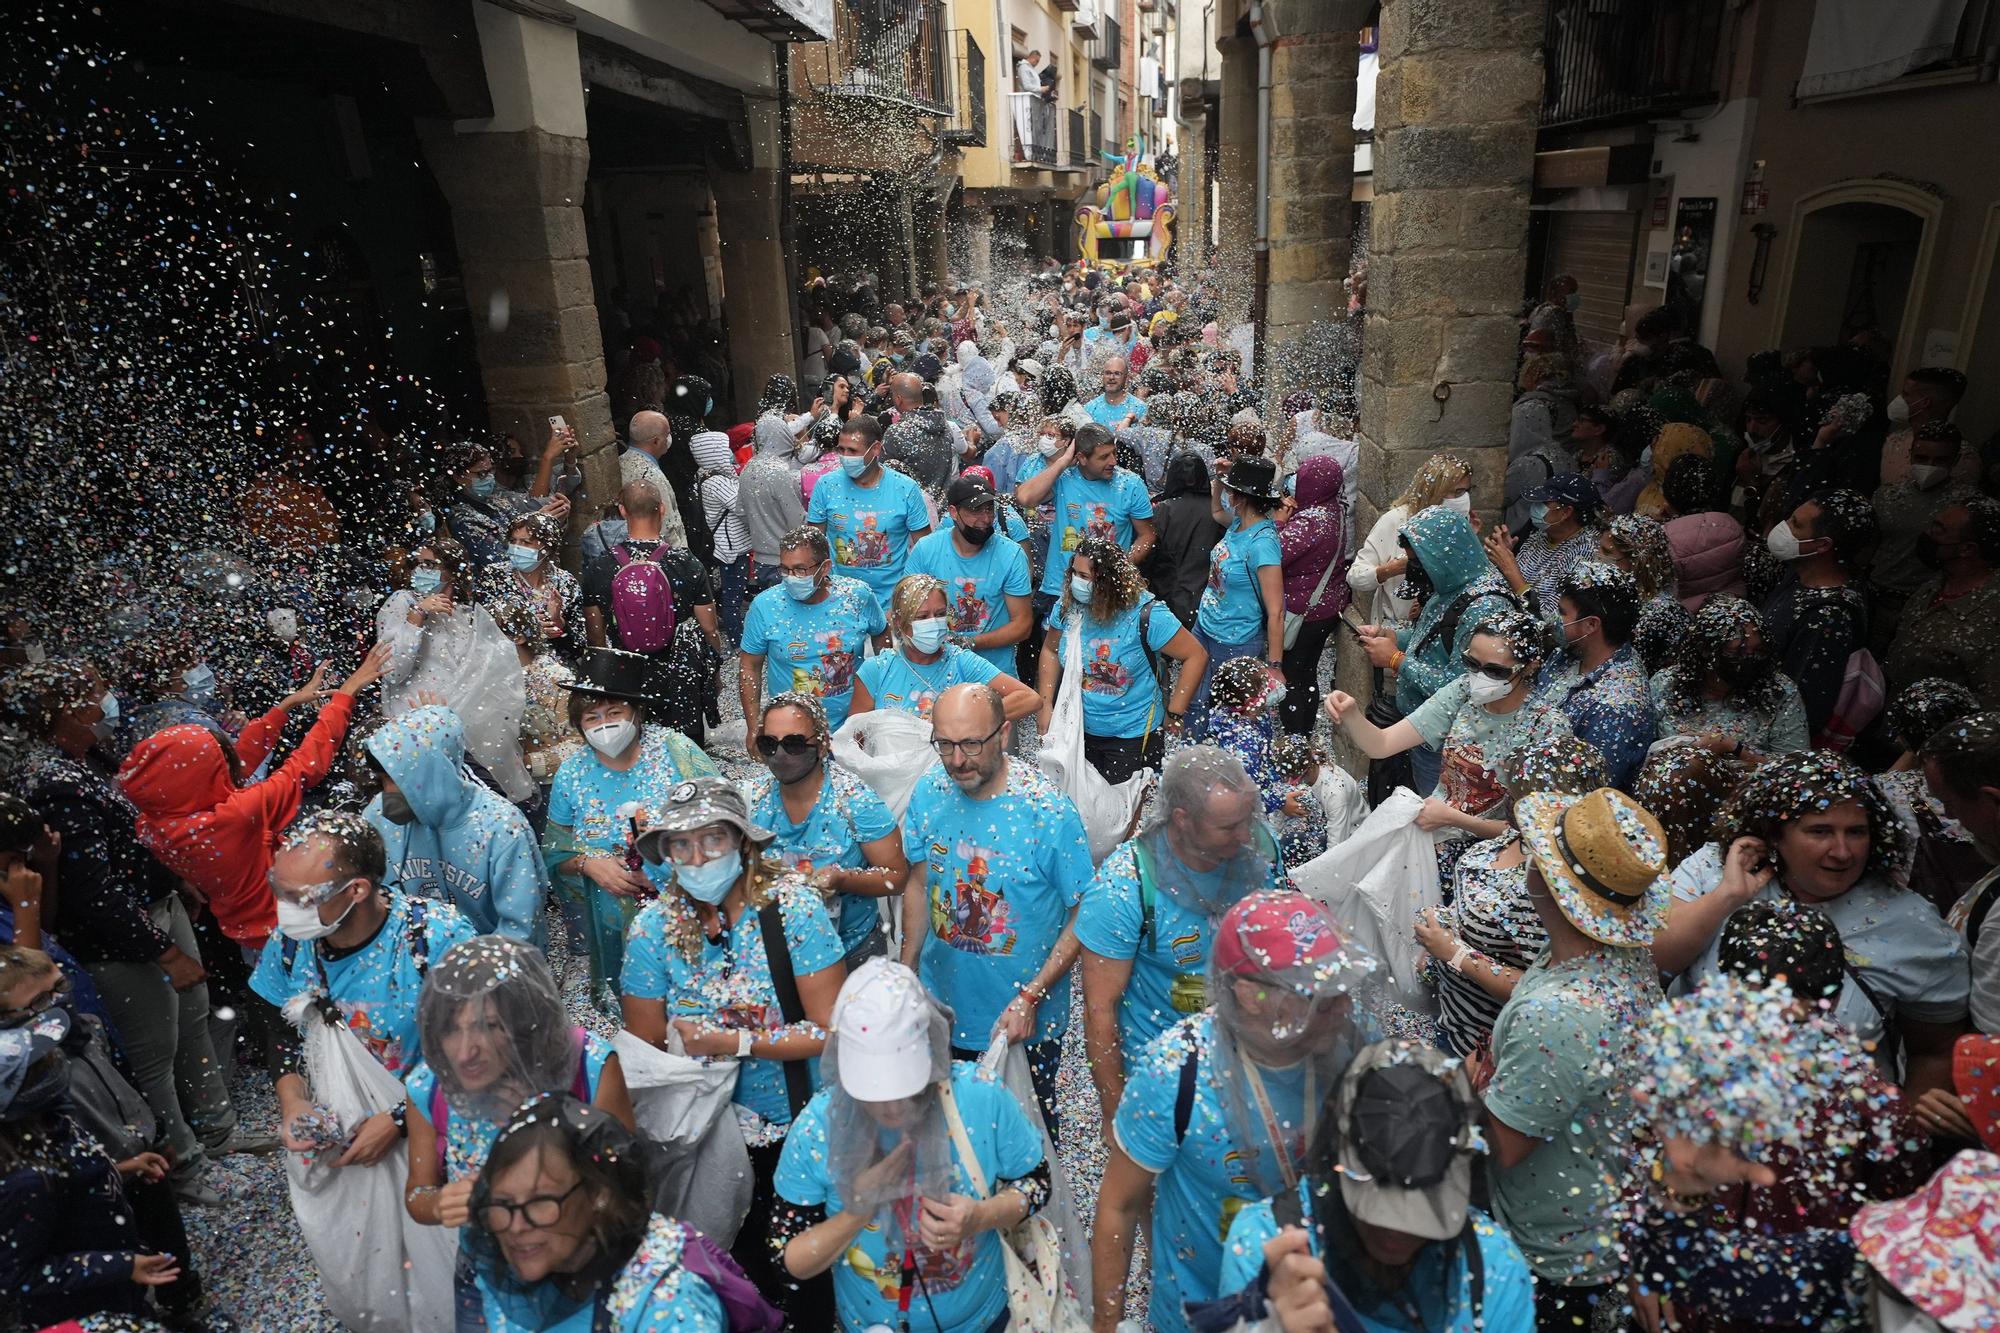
1068, 106, 1087, 166
1011, 92, 1059, 165
942, 29, 986, 144
1093, 16, 1121, 70
800, 0, 950, 113
1540, 0, 1726, 129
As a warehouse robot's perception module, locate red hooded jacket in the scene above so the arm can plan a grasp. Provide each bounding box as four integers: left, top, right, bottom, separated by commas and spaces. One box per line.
117, 693, 354, 946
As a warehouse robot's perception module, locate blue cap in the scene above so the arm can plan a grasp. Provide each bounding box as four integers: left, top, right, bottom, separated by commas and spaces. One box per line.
1525, 470, 1600, 514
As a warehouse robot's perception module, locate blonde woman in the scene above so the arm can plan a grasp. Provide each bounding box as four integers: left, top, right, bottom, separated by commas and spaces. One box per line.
1347, 452, 1474, 629
850, 574, 1037, 722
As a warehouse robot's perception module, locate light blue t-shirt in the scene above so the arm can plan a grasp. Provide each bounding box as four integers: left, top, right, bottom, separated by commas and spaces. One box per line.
1197, 517, 1282, 644
907, 528, 1034, 671
1073, 838, 1282, 1065
1219, 1202, 1535, 1333
477, 1214, 729, 1333
620, 879, 842, 1126
250, 891, 479, 1079
749, 765, 901, 956
1114, 1012, 1315, 1333
773, 1066, 1044, 1333
902, 762, 1093, 1048
1084, 392, 1149, 430
405, 1031, 615, 1180
856, 645, 1001, 720
1046, 596, 1184, 739
805, 465, 933, 602
1019, 460, 1154, 596
740, 577, 888, 732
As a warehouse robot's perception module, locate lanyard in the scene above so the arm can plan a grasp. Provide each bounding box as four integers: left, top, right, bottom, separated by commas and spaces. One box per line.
1241, 1061, 1314, 1192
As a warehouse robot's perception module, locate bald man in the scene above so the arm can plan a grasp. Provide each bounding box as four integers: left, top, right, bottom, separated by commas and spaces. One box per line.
619, 410, 689, 551
897, 683, 1091, 1130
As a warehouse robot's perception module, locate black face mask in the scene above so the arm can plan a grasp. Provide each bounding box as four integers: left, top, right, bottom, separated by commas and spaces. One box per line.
958, 521, 995, 548
1400, 550, 1434, 603
3, 1053, 70, 1123
765, 746, 823, 785
380, 788, 418, 825
1915, 535, 1957, 570
1715, 652, 1773, 689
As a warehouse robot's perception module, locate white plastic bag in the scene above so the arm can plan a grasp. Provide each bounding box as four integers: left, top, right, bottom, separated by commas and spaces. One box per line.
1314, 764, 1369, 849
976, 1037, 1094, 1316
281, 994, 457, 1333
832, 708, 940, 819
1036, 623, 1152, 863
612, 1030, 753, 1248
1288, 787, 1441, 1012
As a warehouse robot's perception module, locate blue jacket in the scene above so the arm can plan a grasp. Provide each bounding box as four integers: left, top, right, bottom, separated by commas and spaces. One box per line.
1394, 506, 1517, 716
364, 706, 547, 944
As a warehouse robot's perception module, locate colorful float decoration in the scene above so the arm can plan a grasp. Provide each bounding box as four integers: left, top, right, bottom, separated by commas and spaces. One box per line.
1075, 133, 1176, 269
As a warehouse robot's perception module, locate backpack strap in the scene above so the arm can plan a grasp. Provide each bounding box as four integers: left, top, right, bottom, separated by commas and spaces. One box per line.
756, 895, 814, 1120
1173, 1040, 1199, 1143
1462, 1218, 1484, 1325
1132, 839, 1158, 953
1968, 871, 2000, 950
404, 896, 433, 979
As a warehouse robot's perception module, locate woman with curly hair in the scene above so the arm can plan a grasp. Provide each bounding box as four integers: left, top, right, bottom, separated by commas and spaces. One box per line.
483, 512, 586, 668
850, 574, 1035, 723
1037, 536, 1207, 783
1876, 677, 1985, 907
1655, 751, 1970, 1093
1648, 595, 1809, 763
620, 776, 843, 1323
1596, 513, 1678, 608
1346, 452, 1473, 628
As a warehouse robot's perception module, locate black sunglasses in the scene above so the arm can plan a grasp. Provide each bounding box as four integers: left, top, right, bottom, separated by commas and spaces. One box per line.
1459, 654, 1515, 683
755, 734, 817, 757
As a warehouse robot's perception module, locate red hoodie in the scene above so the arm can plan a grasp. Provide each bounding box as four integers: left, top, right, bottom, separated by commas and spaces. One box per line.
117, 693, 354, 947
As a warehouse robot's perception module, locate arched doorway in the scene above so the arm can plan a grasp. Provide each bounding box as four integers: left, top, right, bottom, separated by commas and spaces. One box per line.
1770, 179, 1943, 385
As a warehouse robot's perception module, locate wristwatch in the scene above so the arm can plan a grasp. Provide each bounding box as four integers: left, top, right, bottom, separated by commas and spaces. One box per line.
736, 1030, 754, 1059
389, 1102, 409, 1137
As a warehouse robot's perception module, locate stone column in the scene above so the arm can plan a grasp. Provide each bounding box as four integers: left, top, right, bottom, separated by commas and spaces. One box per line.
417, 4, 616, 529
957, 197, 995, 284
1212, 29, 1258, 291
713, 97, 801, 420
919, 189, 950, 287
1335, 0, 1542, 755
1261, 0, 1364, 410
1174, 83, 1209, 261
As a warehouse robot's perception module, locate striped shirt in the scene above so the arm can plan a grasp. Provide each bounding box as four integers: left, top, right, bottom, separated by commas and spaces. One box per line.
1435, 834, 1546, 1056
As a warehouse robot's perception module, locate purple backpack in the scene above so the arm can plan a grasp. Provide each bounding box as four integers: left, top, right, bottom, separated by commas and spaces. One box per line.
610, 542, 677, 653
675, 1230, 783, 1332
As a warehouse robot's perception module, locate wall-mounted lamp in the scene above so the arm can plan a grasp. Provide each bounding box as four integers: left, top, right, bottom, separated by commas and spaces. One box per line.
1747, 223, 1778, 305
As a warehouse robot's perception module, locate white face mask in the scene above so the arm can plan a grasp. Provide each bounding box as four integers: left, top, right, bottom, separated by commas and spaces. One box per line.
1039, 436, 1064, 458
1887, 395, 1912, 426
1910, 463, 1949, 490
275, 886, 357, 942
1466, 671, 1515, 706
585, 718, 639, 757
1442, 492, 1473, 516
1766, 521, 1808, 562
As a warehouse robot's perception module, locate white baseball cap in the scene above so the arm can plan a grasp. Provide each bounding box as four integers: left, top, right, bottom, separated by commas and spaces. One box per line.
829, 959, 934, 1101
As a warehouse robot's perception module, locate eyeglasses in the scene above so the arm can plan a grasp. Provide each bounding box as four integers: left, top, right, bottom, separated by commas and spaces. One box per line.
666, 828, 740, 861
1459, 654, 1515, 683
0, 977, 69, 1029
756, 734, 817, 757
777, 561, 825, 578
931, 721, 1005, 758
478, 1179, 583, 1234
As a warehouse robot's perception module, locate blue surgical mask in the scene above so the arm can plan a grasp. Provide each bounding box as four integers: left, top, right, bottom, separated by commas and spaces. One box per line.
410, 567, 443, 595
507, 543, 541, 572
1529, 502, 1550, 530
784, 573, 820, 601
908, 617, 949, 653
675, 851, 742, 904
182, 663, 217, 703
1070, 576, 1094, 602
840, 452, 872, 479
418, 509, 436, 534
469, 474, 498, 498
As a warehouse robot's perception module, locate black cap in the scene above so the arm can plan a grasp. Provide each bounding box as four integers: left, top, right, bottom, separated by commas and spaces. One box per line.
946, 475, 999, 509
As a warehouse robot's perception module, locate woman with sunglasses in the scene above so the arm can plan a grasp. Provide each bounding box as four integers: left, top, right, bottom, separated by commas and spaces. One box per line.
749, 693, 908, 972
466, 1093, 776, 1332
1325, 610, 1565, 868
850, 575, 1037, 724
621, 777, 844, 1325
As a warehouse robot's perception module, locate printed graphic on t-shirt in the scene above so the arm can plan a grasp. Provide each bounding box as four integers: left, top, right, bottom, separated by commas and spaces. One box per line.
839, 512, 891, 568
930, 840, 1018, 956
1206, 538, 1231, 592
1440, 743, 1506, 816
948, 578, 990, 633
1082, 638, 1133, 694
341, 1002, 408, 1074
847, 1210, 975, 1299
787, 632, 860, 699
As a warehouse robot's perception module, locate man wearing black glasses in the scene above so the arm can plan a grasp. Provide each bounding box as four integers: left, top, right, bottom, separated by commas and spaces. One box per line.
897, 684, 1092, 1131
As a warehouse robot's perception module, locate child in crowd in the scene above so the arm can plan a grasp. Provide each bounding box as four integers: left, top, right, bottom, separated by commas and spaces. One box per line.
1273, 735, 1330, 865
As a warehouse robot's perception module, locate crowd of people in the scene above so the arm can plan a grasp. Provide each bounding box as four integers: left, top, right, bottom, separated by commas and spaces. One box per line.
1, 257, 1998, 1333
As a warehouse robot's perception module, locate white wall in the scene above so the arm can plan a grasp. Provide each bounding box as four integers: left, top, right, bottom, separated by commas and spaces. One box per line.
1646, 97, 1759, 348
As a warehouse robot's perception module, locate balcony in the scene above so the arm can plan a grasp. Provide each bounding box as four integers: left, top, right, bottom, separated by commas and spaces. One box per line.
798, 0, 950, 114
1072, 0, 1099, 41
1093, 15, 1121, 70
941, 29, 986, 145
1068, 106, 1088, 167
1011, 92, 1059, 166
1540, 0, 1726, 130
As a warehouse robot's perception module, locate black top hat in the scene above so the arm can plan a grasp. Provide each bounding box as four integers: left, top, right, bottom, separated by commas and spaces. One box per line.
573, 647, 664, 706
1221, 455, 1284, 502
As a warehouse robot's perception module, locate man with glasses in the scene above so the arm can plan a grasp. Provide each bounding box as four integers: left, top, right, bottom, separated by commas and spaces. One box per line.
245, 810, 475, 1330
738, 525, 889, 738
898, 683, 1092, 1128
